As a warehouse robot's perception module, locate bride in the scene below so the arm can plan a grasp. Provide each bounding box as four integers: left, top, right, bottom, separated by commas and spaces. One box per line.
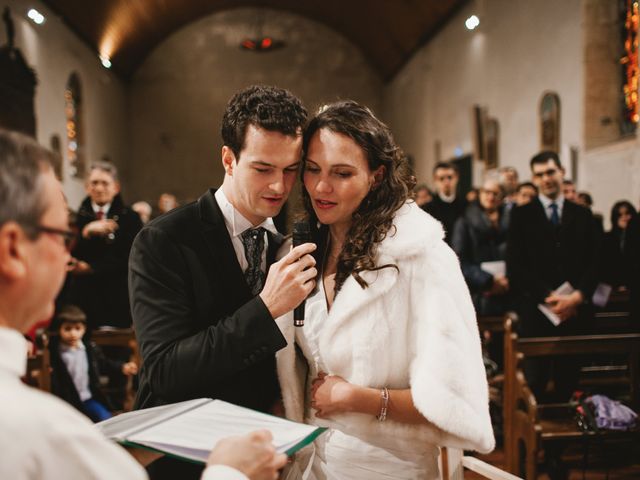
277, 101, 494, 479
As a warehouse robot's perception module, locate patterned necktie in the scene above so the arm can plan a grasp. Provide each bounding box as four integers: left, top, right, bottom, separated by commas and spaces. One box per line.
241, 227, 266, 295
549, 202, 560, 226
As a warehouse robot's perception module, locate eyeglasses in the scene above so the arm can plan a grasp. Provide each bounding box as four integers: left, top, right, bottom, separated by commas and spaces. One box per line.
33, 225, 75, 250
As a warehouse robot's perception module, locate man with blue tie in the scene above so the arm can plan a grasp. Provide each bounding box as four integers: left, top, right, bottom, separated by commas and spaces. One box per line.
506, 151, 602, 400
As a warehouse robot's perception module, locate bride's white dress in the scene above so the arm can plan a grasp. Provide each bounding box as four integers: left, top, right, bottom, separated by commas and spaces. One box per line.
295, 281, 438, 480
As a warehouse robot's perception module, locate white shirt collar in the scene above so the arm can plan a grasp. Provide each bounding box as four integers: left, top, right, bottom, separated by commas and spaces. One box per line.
539, 194, 564, 211
0, 326, 28, 378
59, 341, 86, 353
438, 192, 457, 203
91, 202, 111, 215
214, 188, 277, 238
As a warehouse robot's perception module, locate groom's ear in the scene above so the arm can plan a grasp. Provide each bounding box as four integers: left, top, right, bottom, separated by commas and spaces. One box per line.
222, 147, 237, 176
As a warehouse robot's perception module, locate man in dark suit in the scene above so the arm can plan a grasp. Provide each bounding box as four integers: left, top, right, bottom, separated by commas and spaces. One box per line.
422, 161, 467, 244
129, 86, 316, 479
507, 151, 601, 395
69, 162, 143, 330
507, 151, 601, 480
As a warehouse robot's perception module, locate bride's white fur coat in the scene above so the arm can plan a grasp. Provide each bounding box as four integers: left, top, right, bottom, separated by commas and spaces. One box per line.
276, 202, 495, 456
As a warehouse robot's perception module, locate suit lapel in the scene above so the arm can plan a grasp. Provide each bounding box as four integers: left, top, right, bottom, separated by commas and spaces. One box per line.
560, 200, 578, 247
531, 198, 556, 239
197, 189, 286, 300
197, 189, 252, 299
267, 231, 284, 266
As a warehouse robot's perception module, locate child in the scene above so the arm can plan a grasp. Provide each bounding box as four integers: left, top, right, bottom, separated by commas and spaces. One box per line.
49, 305, 138, 422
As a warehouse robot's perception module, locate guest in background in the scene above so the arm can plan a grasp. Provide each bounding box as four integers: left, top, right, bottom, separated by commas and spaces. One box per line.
68, 162, 143, 330
422, 161, 467, 244
601, 201, 637, 290
132, 201, 153, 224
576, 191, 604, 228
562, 179, 577, 202
413, 183, 432, 207
453, 176, 511, 316
515, 181, 538, 206
156, 192, 179, 217
49, 305, 138, 422
498, 166, 519, 209
466, 188, 479, 204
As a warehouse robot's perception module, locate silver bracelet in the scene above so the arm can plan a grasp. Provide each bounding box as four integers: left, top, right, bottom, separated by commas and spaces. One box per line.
376, 387, 389, 422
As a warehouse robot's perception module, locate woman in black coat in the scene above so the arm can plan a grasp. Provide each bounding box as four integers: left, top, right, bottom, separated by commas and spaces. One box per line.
452, 177, 511, 316
601, 200, 637, 289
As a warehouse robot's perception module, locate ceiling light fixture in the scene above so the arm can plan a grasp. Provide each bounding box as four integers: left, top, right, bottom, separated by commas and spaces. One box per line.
99, 55, 112, 69
27, 8, 45, 25
239, 9, 284, 53
465, 14, 480, 30
240, 36, 284, 52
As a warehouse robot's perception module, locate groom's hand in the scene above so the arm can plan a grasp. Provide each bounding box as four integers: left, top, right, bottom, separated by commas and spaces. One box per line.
260, 243, 317, 319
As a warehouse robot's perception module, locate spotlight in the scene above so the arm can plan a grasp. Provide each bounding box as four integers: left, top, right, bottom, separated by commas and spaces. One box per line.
27, 8, 45, 25
465, 15, 480, 30
99, 55, 112, 69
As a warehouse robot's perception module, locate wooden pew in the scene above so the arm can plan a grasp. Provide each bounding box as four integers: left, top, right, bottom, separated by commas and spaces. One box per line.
441, 447, 522, 480
23, 332, 51, 392
91, 327, 140, 412
502, 317, 640, 479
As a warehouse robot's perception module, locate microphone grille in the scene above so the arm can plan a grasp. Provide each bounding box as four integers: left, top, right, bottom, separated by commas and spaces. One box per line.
292, 220, 310, 235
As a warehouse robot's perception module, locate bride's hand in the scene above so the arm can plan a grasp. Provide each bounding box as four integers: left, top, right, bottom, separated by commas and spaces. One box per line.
311, 372, 354, 418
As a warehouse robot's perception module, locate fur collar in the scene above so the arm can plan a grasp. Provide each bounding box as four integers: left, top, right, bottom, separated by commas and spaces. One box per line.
376, 202, 444, 260
318, 202, 444, 351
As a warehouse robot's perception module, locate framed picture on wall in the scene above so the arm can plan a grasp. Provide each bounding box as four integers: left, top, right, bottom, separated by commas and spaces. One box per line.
540, 92, 560, 153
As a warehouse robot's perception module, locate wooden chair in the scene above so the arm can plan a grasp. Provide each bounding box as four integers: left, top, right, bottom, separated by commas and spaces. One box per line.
440, 447, 522, 480
23, 332, 51, 392
502, 316, 640, 478
91, 327, 140, 411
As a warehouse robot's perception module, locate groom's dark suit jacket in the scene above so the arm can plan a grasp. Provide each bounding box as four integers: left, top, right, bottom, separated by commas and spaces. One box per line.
129, 189, 287, 413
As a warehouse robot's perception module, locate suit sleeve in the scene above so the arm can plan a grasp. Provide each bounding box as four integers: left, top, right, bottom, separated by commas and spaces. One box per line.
506, 206, 548, 301
451, 218, 493, 292
74, 211, 143, 277
129, 226, 287, 402
576, 213, 603, 299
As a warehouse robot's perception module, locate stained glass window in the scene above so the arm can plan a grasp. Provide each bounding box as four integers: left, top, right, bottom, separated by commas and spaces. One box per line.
621, 0, 639, 135
64, 73, 85, 178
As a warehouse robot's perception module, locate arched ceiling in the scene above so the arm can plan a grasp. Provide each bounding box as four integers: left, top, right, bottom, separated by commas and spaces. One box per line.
41, 0, 468, 82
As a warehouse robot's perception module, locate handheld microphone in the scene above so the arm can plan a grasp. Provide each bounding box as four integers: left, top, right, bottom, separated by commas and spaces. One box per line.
292, 220, 312, 327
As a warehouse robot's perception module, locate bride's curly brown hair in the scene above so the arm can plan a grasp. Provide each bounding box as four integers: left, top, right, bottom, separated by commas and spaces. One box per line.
301, 100, 416, 293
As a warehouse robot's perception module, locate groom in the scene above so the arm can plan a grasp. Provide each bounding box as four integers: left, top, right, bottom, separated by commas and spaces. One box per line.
129, 85, 317, 479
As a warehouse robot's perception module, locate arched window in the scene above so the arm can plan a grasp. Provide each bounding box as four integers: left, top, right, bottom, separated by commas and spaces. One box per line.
64, 73, 86, 178
539, 92, 560, 153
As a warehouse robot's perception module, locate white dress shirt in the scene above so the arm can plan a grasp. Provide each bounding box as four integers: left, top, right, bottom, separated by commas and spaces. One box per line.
215, 188, 278, 274
539, 194, 565, 222
59, 342, 92, 401
0, 326, 247, 480
91, 201, 111, 217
